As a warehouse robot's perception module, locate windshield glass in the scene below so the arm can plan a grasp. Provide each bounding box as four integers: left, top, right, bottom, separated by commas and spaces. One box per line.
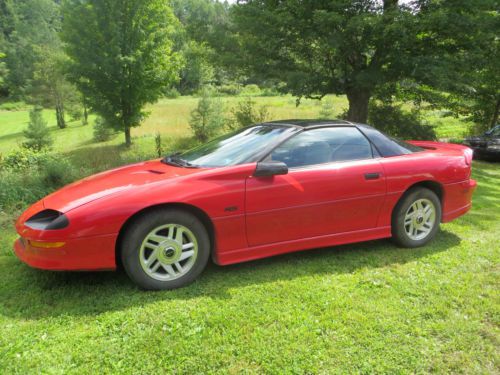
486, 125, 500, 137
179, 125, 296, 167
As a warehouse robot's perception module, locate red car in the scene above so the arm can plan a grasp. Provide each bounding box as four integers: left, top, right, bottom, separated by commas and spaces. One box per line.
14, 120, 476, 290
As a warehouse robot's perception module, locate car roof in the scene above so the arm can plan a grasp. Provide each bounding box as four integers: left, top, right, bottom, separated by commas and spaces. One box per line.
262, 119, 356, 128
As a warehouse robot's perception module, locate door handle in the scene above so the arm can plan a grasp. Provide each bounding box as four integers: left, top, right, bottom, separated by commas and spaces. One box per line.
364, 172, 381, 180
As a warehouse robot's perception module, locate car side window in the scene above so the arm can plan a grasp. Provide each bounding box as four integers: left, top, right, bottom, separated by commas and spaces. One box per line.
269, 127, 373, 168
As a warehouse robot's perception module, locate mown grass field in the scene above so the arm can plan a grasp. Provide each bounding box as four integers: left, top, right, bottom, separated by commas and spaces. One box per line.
0, 96, 498, 373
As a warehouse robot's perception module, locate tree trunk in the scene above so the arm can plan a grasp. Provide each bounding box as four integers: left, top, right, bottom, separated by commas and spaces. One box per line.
346, 89, 371, 123
83, 99, 88, 125
55, 100, 66, 129
490, 98, 500, 128
124, 127, 131, 147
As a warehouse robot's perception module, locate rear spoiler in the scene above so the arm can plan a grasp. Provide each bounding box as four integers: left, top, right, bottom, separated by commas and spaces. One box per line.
409, 141, 473, 166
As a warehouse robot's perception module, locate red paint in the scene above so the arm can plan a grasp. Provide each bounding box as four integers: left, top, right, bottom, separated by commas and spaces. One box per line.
14, 141, 476, 271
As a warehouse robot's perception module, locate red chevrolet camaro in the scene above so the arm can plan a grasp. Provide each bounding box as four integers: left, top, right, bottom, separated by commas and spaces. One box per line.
14, 120, 476, 290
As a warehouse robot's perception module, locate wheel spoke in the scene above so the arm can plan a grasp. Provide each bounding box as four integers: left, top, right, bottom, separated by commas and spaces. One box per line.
149, 234, 169, 244
175, 227, 184, 243
418, 201, 425, 211
174, 262, 183, 273
179, 250, 195, 262
167, 225, 174, 239
164, 265, 176, 277
182, 242, 194, 250
144, 241, 157, 250
150, 260, 162, 272
408, 222, 414, 235
145, 249, 159, 266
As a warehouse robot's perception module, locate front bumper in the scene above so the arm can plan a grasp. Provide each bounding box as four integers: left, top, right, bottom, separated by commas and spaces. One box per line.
13, 233, 118, 271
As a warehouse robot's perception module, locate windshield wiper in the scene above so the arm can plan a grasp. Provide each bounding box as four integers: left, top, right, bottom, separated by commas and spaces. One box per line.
161, 153, 198, 168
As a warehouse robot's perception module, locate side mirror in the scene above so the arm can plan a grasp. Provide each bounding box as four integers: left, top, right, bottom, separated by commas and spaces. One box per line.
253, 161, 288, 177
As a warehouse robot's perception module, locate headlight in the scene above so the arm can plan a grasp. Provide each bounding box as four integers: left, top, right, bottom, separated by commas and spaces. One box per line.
25, 209, 69, 230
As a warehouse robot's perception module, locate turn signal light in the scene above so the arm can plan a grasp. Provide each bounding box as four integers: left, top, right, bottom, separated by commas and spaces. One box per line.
29, 240, 66, 249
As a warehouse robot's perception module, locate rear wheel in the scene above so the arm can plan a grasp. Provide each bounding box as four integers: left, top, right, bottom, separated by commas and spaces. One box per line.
121, 208, 210, 290
392, 188, 441, 248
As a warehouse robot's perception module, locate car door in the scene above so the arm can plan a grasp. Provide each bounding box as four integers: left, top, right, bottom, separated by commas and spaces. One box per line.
245, 126, 386, 247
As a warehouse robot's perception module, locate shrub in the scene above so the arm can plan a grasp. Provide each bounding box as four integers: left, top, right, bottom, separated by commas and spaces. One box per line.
318, 99, 335, 119
0, 152, 76, 210
164, 86, 180, 99
67, 104, 83, 122
41, 158, 76, 189
23, 106, 53, 151
227, 97, 269, 130
93, 117, 117, 142
217, 84, 242, 96
368, 102, 437, 140
0, 148, 51, 171
241, 84, 262, 96
155, 132, 163, 157
189, 89, 225, 142
0, 101, 28, 111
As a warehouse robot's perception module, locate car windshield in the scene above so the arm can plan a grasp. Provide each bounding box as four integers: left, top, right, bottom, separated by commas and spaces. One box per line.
485, 125, 500, 137
177, 125, 296, 167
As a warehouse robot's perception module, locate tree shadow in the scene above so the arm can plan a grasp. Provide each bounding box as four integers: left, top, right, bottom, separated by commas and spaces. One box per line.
0, 229, 461, 321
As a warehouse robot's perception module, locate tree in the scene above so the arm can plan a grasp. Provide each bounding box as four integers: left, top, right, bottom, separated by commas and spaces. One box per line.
31, 46, 78, 129
189, 88, 225, 142
0, 51, 7, 91
232, 0, 422, 122
0, 0, 61, 98
23, 106, 52, 151
232, 0, 498, 124
62, 0, 182, 146
171, 0, 241, 90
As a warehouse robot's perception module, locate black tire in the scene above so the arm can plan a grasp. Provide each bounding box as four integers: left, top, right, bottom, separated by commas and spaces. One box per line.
391, 187, 442, 248
120, 208, 210, 290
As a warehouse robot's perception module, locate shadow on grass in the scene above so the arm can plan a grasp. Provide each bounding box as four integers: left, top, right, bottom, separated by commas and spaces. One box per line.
0, 229, 460, 320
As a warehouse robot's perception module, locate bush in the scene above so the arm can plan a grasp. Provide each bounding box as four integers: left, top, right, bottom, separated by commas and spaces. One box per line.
0, 101, 28, 111
260, 87, 280, 97
241, 84, 262, 96
93, 117, 117, 142
217, 84, 242, 96
41, 158, 76, 189
155, 133, 163, 157
227, 97, 269, 130
23, 106, 53, 151
318, 99, 335, 119
368, 102, 437, 140
164, 86, 180, 99
67, 104, 83, 122
189, 89, 225, 142
0, 148, 50, 171
0, 152, 77, 210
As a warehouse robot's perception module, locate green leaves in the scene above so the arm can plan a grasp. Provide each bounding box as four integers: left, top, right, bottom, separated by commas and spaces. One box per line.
61, 0, 182, 145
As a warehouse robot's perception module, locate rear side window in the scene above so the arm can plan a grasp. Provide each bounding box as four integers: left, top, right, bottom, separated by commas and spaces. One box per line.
269, 127, 373, 168
358, 125, 423, 156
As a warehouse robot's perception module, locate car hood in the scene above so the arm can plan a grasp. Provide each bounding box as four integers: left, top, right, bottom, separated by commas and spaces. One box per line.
43, 160, 204, 213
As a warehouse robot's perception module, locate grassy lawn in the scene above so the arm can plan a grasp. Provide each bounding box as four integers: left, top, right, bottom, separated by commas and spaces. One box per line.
0, 162, 498, 373
0, 95, 497, 373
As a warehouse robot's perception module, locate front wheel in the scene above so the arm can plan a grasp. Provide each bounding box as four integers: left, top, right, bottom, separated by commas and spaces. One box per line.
121, 208, 210, 290
392, 188, 442, 248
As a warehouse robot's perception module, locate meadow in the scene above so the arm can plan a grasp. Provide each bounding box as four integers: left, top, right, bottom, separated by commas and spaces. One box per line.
0, 96, 498, 373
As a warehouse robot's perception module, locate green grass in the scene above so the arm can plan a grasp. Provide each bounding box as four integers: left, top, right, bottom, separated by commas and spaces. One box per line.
0, 95, 496, 373
0, 161, 498, 373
